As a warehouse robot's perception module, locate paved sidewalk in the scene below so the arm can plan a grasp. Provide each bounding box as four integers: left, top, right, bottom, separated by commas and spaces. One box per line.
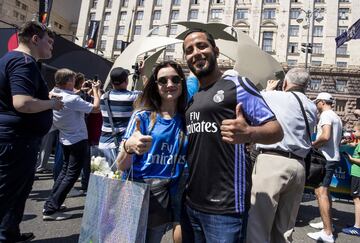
21, 171, 357, 242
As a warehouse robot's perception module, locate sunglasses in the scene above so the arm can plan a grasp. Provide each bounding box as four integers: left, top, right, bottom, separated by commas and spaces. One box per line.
156, 76, 182, 86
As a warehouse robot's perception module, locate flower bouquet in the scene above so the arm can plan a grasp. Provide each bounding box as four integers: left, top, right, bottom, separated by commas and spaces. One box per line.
90, 156, 121, 179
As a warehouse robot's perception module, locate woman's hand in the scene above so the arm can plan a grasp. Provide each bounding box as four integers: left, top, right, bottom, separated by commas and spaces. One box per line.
125, 118, 153, 155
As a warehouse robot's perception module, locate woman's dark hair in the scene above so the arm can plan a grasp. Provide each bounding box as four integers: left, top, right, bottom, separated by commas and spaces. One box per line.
134, 60, 188, 115
74, 73, 85, 89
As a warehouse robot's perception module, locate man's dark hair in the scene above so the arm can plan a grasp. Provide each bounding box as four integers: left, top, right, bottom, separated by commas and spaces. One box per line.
182, 28, 216, 51
18, 21, 55, 43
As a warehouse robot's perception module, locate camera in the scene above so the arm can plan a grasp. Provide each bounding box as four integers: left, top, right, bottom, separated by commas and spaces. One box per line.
274, 71, 285, 91
132, 62, 140, 81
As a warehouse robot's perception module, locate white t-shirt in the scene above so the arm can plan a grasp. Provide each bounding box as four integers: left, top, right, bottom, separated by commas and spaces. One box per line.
52, 88, 93, 145
316, 109, 342, 161
257, 91, 317, 158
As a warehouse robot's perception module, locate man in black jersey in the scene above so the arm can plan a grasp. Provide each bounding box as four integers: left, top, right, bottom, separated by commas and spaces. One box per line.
181, 29, 283, 242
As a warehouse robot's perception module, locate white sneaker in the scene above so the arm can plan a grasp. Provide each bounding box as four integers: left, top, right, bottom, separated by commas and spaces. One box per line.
309, 221, 335, 231
307, 230, 335, 243
43, 211, 72, 221
309, 221, 324, 229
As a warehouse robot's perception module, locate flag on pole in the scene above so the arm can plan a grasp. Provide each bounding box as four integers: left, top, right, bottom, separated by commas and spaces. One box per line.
39, 0, 53, 25
86, 20, 100, 49
335, 18, 360, 48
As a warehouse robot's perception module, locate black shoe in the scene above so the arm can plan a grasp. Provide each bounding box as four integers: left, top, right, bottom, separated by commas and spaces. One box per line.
15, 232, 35, 242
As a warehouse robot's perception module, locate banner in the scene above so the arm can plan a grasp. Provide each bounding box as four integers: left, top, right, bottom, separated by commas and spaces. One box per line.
86, 20, 100, 49
335, 18, 360, 48
0, 28, 18, 58
39, 0, 53, 25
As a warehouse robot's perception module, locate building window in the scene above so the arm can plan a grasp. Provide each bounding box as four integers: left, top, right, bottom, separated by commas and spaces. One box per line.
134, 25, 142, 35
89, 13, 96, 20
190, 0, 199, 4
289, 25, 299, 36
210, 9, 223, 20
120, 11, 127, 20
337, 26, 348, 36
309, 79, 321, 90
169, 25, 177, 35
104, 12, 111, 21
312, 43, 322, 54
167, 44, 175, 52
339, 0, 350, 2
290, 8, 301, 19
106, 0, 112, 8
189, 10, 198, 20
118, 26, 125, 35
154, 0, 162, 6
315, 0, 325, 3
136, 11, 143, 20
212, 0, 224, 3
263, 9, 276, 19
172, 0, 181, 5
264, 0, 277, 3
235, 9, 248, 20
20, 14, 26, 21
165, 55, 173, 60
115, 40, 123, 49
311, 60, 322, 66
336, 62, 347, 67
138, 0, 145, 6
121, 0, 128, 7
288, 42, 298, 54
313, 26, 323, 37
338, 8, 349, 20
13, 11, 19, 18
16, 0, 20, 7
100, 40, 106, 50
151, 26, 159, 35
337, 44, 348, 55
287, 59, 297, 66
335, 80, 347, 92
92, 0, 98, 8
171, 10, 179, 20
153, 10, 161, 20
335, 100, 346, 112
102, 26, 109, 35
262, 32, 273, 52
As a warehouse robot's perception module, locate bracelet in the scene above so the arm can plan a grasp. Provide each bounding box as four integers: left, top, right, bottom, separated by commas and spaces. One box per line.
123, 140, 135, 154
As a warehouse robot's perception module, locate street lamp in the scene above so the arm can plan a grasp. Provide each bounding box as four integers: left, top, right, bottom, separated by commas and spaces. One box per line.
296, 8, 323, 69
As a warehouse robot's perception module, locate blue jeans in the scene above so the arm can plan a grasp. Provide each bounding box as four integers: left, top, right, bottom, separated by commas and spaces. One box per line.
180, 204, 248, 243
53, 134, 63, 181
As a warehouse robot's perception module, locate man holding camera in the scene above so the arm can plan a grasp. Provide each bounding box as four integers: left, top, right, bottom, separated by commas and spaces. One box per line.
98, 67, 140, 164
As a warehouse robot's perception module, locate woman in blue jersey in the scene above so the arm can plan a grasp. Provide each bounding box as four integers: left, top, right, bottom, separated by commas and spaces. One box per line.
116, 60, 188, 243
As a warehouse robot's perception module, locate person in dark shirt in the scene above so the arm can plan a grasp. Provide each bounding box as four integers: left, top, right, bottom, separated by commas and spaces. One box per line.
0, 21, 63, 242
181, 29, 283, 242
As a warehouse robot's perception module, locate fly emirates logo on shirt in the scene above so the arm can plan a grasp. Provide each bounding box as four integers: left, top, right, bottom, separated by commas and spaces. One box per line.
147, 142, 186, 165
187, 112, 218, 134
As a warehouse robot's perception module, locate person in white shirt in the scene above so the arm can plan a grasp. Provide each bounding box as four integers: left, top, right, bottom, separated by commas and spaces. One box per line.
42, 68, 101, 221
307, 92, 342, 243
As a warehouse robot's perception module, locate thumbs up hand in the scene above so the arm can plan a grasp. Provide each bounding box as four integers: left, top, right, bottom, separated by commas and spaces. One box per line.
220, 103, 253, 144
124, 118, 153, 155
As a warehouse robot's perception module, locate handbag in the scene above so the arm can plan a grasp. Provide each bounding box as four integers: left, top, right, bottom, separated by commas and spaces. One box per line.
78, 173, 150, 243
291, 92, 327, 187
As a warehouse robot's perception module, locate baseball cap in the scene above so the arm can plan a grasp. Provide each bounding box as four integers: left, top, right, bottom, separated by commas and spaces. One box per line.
313, 92, 334, 103
110, 67, 129, 85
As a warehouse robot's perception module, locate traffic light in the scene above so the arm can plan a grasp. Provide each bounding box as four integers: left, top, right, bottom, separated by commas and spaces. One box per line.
301, 43, 312, 53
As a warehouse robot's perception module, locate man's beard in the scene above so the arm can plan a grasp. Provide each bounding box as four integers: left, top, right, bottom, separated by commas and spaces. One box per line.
188, 54, 217, 79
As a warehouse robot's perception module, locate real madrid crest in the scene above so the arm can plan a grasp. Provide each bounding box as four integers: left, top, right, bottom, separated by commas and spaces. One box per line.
213, 90, 224, 103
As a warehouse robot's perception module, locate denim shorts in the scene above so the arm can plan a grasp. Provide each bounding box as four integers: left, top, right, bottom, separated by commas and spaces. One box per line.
320, 160, 338, 187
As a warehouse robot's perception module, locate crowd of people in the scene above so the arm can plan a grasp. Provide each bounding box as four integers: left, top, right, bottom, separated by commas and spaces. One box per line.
1, 20, 360, 243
